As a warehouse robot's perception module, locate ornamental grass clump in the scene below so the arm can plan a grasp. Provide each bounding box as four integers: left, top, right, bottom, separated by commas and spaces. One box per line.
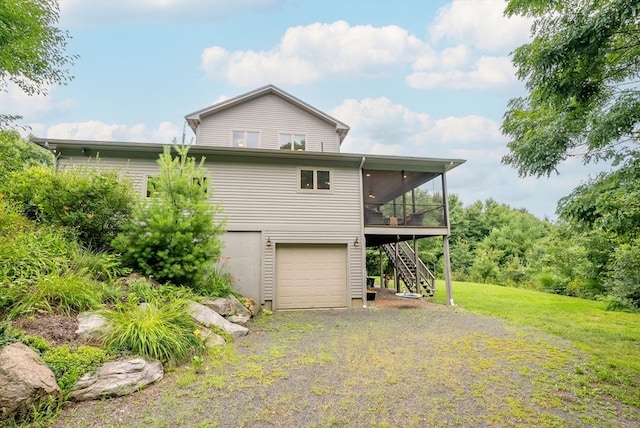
9, 269, 103, 318
101, 299, 202, 364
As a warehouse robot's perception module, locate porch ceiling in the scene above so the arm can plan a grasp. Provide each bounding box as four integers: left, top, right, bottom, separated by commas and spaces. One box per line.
363, 169, 440, 204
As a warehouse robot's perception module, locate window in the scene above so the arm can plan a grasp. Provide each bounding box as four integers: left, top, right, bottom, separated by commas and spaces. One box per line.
280, 134, 306, 151
146, 176, 209, 197
232, 131, 259, 148
192, 176, 209, 193
300, 169, 331, 191
146, 176, 159, 197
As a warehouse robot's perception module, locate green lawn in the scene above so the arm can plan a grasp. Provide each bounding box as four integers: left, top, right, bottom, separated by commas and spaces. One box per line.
433, 280, 640, 407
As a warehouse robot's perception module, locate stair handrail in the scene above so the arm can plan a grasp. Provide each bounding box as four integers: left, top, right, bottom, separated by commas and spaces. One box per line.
381, 243, 417, 291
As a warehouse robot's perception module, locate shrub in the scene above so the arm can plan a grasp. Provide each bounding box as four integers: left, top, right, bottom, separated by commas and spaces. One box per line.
113, 145, 226, 290
0, 130, 53, 186
101, 299, 202, 364
6, 164, 137, 251
606, 241, 640, 311
43, 345, 107, 397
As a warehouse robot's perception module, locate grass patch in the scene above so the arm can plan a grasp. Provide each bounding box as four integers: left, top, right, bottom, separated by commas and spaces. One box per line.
434, 280, 640, 407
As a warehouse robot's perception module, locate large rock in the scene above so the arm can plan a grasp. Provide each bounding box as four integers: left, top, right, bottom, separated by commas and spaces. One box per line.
227, 314, 251, 327
0, 343, 61, 419
240, 296, 260, 317
70, 358, 163, 402
75, 312, 109, 343
187, 302, 248, 339
202, 298, 232, 316
199, 327, 226, 347
228, 295, 252, 318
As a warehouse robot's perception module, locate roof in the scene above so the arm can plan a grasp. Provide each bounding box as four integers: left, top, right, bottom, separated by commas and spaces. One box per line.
184, 84, 351, 144
30, 138, 465, 174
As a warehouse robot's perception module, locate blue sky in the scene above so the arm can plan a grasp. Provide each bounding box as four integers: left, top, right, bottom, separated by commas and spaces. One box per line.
3, 0, 607, 219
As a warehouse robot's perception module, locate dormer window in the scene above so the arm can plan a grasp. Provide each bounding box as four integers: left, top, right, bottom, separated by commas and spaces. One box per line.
233, 131, 259, 148
280, 134, 305, 151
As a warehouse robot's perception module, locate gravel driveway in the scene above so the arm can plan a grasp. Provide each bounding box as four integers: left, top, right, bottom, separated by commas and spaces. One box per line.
52, 299, 635, 428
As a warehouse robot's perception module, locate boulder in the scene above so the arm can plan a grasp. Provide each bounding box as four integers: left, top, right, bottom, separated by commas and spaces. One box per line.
227, 314, 251, 327
240, 297, 260, 317
202, 298, 232, 316
187, 302, 248, 339
70, 358, 163, 402
199, 327, 226, 347
228, 295, 252, 318
75, 312, 109, 343
0, 343, 61, 419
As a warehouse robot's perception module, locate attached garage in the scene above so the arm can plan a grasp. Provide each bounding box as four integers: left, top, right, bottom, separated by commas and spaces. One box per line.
275, 244, 348, 310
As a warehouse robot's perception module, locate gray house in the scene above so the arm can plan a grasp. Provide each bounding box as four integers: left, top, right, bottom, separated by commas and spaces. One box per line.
32, 85, 464, 310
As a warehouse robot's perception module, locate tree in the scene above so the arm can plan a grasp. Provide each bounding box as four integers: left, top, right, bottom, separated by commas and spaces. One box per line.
0, 0, 77, 128
0, 130, 53, 182
113, 145, 226, 290
502, 0, 640, 177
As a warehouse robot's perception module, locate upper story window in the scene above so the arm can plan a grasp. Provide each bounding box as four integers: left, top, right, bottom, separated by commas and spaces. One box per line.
146, 176, 209, 197
233, 131, 259, 148
300, 169, 331, 191
280, 134, 305, 151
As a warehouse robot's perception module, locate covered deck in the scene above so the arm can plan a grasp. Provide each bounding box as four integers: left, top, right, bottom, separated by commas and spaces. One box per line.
359, 156, 464, 305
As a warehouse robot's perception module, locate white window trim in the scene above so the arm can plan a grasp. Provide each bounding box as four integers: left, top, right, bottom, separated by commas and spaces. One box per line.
298, 168, 333, 192
279, 133, 306, 151
231, 130, 261, 149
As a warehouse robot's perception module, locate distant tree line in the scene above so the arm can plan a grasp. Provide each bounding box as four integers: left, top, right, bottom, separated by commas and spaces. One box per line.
368, 193, 640, 311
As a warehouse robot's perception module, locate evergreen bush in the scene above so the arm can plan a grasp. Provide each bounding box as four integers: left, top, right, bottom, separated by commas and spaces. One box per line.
113, 145, 226, 291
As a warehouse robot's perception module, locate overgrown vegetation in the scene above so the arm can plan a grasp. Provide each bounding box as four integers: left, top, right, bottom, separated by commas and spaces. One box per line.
6, 163, 136, 252
0, 134, 236, 424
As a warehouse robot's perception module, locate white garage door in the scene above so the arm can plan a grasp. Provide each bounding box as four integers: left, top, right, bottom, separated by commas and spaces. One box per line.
276, 244, 347, 310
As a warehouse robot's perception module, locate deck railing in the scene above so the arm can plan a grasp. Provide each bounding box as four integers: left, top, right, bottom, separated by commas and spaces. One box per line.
363, 202, 446, 227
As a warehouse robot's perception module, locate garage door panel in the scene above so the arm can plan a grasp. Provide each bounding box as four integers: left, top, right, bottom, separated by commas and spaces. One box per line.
276, 244, 347, 309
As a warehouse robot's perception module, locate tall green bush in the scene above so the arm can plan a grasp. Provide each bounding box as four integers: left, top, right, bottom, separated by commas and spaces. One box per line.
607, 239, 640, 311
0, 131, 53, 185
113, 145, 226, 291
6, 164, 137, 251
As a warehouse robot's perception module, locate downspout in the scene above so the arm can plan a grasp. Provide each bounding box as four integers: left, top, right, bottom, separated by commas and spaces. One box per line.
358, 156, 366, 307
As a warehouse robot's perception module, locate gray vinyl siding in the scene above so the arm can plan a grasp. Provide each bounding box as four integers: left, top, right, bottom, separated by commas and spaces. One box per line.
207, 162, 363, 302
56, 155, 364, 303
196, 94, 341, 153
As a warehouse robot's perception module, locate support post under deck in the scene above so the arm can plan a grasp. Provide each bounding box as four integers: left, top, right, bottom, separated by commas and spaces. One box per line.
443, 235, 454, 305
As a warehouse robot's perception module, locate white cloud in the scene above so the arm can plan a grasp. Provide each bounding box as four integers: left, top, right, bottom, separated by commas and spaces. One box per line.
406, 56, 516, 89
201, 11, 528, 90
333, 97, 504, 157
201, 20, 425, 86
43, 120, 181, 143
0, 82, 76, 118
429, 0, 532, 52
